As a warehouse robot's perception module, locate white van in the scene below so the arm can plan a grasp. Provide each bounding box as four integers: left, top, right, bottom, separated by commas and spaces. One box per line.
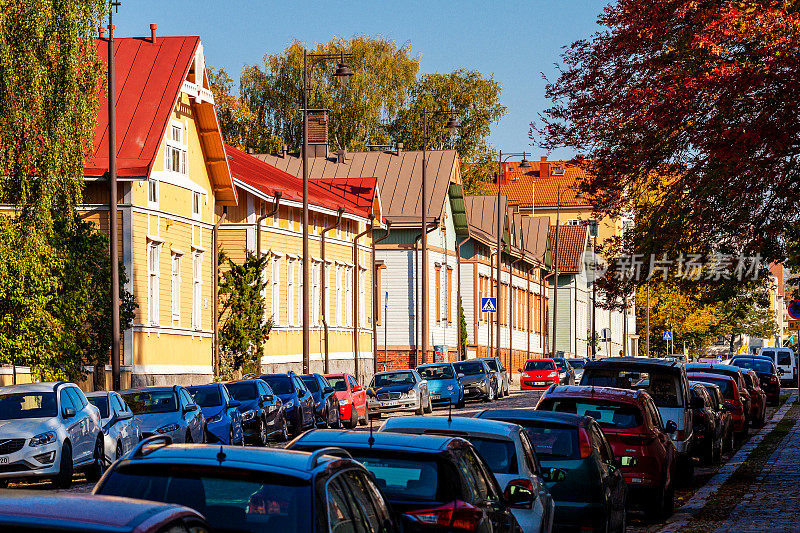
759, 347, 797, 386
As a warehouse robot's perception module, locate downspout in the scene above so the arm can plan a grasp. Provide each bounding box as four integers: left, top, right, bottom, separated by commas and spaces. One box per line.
212, 206, 228, 377
321, 207, 344, 374
489, 249, 497, 357
372, 220, 392, 374
353, 214, 375, 381
510, 248, 524, 376
456, 235, 471, 361
256, 191, 282, 259
526, 265, 531, 360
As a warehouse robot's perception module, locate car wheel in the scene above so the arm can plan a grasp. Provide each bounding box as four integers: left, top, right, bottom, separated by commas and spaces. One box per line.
456, 396, 465, 409
52, 442, 73, 489
85, 437, 105, 482
185, 430, 193, 444
415, 397, 425, 415
713, 440, 722, 464
331, 407, 341, 429
229, 427, 235, 445
277, 415, 289, 442
424, 396, 433, 414
115, 441, 123, 462
0, 480, 7, 489
348, 407, 358, 428
359, 409, 369, 426
257, 418, 268, 446
321, 408, 330, 429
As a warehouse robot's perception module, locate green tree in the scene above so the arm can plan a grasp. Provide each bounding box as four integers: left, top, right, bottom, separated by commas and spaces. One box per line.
217, 251, 273, 379
208, 67, 255, 150
458, 297, 468, 359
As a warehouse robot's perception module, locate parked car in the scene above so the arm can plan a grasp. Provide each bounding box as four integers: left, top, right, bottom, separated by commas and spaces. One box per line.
688, 383, 723, 464
416, 362, 465, 407
537, 386, 678, 519
520, 359, 561, 390
121, 386, 204, 444
691, 381, 734, 454
0, 491, 211, 533
453, 359, 498, 402
0, 382, 104, 488
479, 356, 510, 397
186, 383, 243, 445
368, 369, 431, 417
95, 436, 399, 533
581, 357, 694, 481
552, 358, 576, 386
324, 372, 368, 428
687, 373, 748, 437
225, 378, 288, 444
259, 372, 315, 436
730, 355, 781, 406
300, 373, 341, 428
685, 363, 752, 428
380, 416, 555, 533
565, 358, 588, 383
288, 429, 527, 532
87, 391, 141, 465
475, 409, 628, 533
740, 369, 767, 427
758, 346, 797, 386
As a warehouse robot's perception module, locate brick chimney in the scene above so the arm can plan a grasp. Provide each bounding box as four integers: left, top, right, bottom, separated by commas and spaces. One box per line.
98, 26, 105, 38
539, 156, 550, 179
150, 24, 157, 44
307, 114, 329, 157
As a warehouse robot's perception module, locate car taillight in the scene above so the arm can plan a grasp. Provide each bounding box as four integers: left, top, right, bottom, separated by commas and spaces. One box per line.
578, 428, 592, 458
771, 375, 778, 383
405, 501, 483, 531
675, 429, 687, 442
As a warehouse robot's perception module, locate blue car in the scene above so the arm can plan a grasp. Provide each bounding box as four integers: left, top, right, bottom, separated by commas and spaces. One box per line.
185, 383, 243, 445
416, 363, 465, 408
259, 371, 315, 436
301, 373, 342, 428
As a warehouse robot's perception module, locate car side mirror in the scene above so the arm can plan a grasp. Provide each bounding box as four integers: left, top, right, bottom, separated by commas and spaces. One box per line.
458, 373, 465, 379
183, 404, 198, 414
62, 407, 76, 419
351, 385, 363, 392
116, 410, 133, 421
517, 368, 522, 373
262, 394, 274, 402
323, 386, 334, 394
540, 467, 567, 483
503, 479, 535, 509
228, 400, 241, 409
665, 420, 678, 433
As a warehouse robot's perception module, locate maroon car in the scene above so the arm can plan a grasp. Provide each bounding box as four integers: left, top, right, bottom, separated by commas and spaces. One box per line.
741, 369, 767, 427
536, 385, 678, 519
688, 373, 748, 437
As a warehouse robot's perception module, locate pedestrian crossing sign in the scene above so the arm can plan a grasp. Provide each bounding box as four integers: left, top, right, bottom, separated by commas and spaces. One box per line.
663, 331, 673, 340
481, 297, 497, 313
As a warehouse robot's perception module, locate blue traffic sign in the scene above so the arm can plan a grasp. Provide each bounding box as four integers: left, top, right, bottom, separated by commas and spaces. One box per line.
663, 331, 673, 340
481, 297, 497, 313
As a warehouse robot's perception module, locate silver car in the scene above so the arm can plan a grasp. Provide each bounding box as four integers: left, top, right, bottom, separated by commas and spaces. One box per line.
479, 356, 510, 397
368, 370, 431, 416
86, 391, 140, 465
120, 386, 204, 443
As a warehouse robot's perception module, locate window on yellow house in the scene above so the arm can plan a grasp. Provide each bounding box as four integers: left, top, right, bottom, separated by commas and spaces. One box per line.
148, 243, 160, 325
335, 265, 342, 327
171, 253, 181, 322
148, 180, 158, 206
447, 267, 453, 323
435, 265, 441, 323
272, 256, 281, 325
359, 268, 366, 327
312, 261, 320, 326
287, 258, 295, 326
192, 192, 202, 218
165, 122, 187, 175
192, 252, 203, 330
298, 258, 303, 326
323, 262, 331, 326
345, 266, 353, 327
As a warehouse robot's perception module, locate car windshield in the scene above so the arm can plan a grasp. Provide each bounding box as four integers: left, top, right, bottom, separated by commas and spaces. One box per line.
453, 361, 485, 376
777, 351, 792, 366
98, 464, 311, 533
733, 359, 774, 374
418, 365, 455, 380
300, 377, 320, 393
525, 360, 555, 371
372, 372, 415, 387
582, 368, 684, 407
352, 455, 439, 502
519, 423, 579, 459
122, 391, 179, 414
689, 376, 733, 399
0, 392, 57, 420
470, 437, 518, 474
566, 359, 586, 369
326, 376, 348, 392
187, 387, 223, 407
87, 396, 110, 419
538, 398, 643, 429
483, 359, 499, 371
260, 376, 293, 395
226, 382, 258, 401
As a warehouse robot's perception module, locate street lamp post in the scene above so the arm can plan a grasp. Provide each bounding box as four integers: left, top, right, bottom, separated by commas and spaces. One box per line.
420, 109, 459, 365
108, 0, 121, 391
301, 50, 353, 374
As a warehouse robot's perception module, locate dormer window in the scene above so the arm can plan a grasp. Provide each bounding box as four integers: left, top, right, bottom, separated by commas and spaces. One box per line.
165, 121, 187, 175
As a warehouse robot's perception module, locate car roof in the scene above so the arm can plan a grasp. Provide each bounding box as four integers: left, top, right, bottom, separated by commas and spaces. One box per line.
186, 383, 220, 389
687, 372, 736, 382
374, 369, 415, 375
381, 416, 521, 440
477, 409, 590, 427
292, 429, 455, 453
543, 385, 643, 403
0, 382, 71, 394
86, 391, 115, 398
0, 491, 198, 529
525, 358, 554, 361
585, 357, 680, 370
685, 363, 741, 373
417, 362, 454, 367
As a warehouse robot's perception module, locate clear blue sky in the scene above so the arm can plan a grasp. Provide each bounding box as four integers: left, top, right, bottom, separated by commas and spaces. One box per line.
114, 0, 606, 159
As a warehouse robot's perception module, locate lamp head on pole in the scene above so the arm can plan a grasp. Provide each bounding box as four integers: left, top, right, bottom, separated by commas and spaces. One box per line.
519, 157, 531, 170
445, 115, 460, 135
334, 62, 353, 87
575, 190, 585, 202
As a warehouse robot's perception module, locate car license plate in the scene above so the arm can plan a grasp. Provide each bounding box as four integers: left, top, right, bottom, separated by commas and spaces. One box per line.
534, 381, 546, 386
381, 400, 399, 407
0, 457, 8, 464
431, 395, 441, 400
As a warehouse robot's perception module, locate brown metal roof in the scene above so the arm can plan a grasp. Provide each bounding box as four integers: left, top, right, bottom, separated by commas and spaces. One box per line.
256, 149, 458, 226
464, 194, 507, 246
521, 217, 550, 264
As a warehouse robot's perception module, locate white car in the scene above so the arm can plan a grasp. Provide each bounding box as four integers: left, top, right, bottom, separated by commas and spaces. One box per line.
86, 391, 141, 465
758, 347, 797, 386
380, 415, 555, 533
0, 382, 103, 488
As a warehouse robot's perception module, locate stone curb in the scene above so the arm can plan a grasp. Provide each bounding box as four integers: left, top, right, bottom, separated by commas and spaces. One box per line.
657, 391, 799, 533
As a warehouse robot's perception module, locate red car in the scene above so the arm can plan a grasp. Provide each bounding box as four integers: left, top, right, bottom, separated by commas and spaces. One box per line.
685, 363, 752, 428
687, 373, 747, 436
536, 385, 678, 518
324, 372, 368, 428
519, 358, 560, 389
741, 369, 767, 427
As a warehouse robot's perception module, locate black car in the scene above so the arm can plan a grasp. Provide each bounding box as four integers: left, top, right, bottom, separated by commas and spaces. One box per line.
288, 430, 528, 532
301, 373, 341, 428
94, 436, 399, 533
688, 383, 723, 464
692, 382, 734, 453
453, 359, 498, 402
476, 409, 627, 533
730, 356, 782, 406
259, 372, 316, 435
226, 378, 288, 444
552, 358, 575, 386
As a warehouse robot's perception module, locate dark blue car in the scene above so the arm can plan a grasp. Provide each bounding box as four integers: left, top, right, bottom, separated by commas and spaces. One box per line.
259, 371, 315, 436
301, 373, 342, 428
186, 383, 243, 445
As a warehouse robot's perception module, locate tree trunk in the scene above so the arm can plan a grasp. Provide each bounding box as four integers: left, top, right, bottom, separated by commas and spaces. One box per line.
729, 334, 737, 356
93, 363, 105, 391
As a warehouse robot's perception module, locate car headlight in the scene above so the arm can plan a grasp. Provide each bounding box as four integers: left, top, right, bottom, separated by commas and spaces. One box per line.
406, 390, 417, 398
284, 399, 296, 409
156, 423, 180, 434
207, 411, 224, 424
548, 371, 558, 377
241, 410, 256, 421
447, 385, 454, 391
29, 431, 56, 447
339, 398, 350, 405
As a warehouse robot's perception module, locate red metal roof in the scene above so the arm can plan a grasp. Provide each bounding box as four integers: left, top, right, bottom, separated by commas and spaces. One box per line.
499, 160, 591, 209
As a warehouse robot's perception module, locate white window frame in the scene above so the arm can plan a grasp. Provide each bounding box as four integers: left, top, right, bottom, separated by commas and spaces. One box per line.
192, 252, 203, 330
312, 261, 320, 326
345, 266, 353, 327
148, 179, 159, 207
192, 191, 203, 219
287, 207, 294, 232
147, 243, 160, 325
324, 262, 331, 327
165, 120, 187, 176
171, 253, 182, 322
359, 268, 366, 327
272, 256, 281, 325
335, 265, 342, 327
287, 258, 295, 326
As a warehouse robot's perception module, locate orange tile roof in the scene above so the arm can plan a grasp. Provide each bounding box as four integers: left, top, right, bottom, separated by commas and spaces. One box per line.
498, 159, 590, 209
549, 225, 589, 273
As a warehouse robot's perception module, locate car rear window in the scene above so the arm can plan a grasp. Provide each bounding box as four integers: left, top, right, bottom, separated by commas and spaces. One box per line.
778, 351, 793, 366
353, 456, 440, 502
454, 361, 485, 375
733, 359, 775, 374
227, 382, 258, 401
519, 423, 579, 459
187, 386, 223, 407
582, 368, 684, 407
566, 359, 586, 369
689, 376, 733, 399
538, 399, 643, 429
484, 359, 499, 371
326, 376, 348, 392
468, 437, 518, 474
300, 377, 320, 393
260, 376, 293, 395
525, 360, 555, 371
122, 391, 178, 414
97, 464, 311, 533
418, 365, 455, 380
87, 396, 110, 419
